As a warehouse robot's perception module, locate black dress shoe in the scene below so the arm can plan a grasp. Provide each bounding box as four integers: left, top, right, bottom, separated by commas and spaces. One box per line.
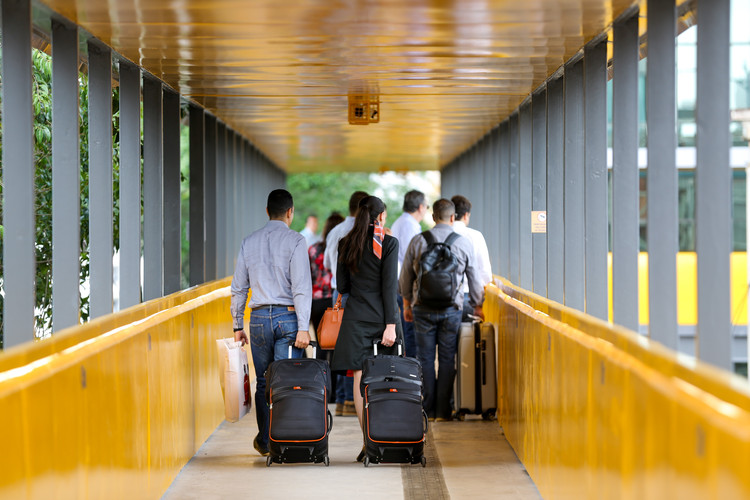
356, 446, 366, 462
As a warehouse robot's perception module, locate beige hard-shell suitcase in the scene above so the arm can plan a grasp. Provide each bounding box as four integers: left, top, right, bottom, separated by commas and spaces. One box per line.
453, 321, 497, 420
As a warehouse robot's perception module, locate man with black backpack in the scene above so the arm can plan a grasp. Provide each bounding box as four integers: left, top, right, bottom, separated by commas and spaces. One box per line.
399, 198, 485, 422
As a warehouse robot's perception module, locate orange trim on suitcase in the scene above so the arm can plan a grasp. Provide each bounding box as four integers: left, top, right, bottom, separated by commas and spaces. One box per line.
268, 387, 329, 443
364, 384, 425, 445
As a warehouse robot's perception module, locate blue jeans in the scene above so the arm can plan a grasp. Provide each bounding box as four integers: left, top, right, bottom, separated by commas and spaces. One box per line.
332, 291, 354, 403
413, 306, 462, 419
398, 294, 417, 358
248, 307, 303, 448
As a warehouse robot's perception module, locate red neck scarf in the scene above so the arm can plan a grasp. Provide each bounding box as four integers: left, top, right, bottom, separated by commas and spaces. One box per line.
372, 221, 384, 259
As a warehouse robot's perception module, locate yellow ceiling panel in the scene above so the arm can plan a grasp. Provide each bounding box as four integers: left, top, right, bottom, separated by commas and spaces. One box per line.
39, 0, 641, 173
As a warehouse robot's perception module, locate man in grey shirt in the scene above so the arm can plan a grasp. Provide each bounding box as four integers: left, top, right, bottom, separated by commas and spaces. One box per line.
400, 198, 484, 422
231, 189, 312, 456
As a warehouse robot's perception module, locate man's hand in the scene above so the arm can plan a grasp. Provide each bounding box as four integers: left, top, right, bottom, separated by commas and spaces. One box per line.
294, 330, 311, 349
234, 329, 249, 346
403, 298, 413, 322
381, 324, 397, 347
473, 306, 485, 321
404, 307, 414, 322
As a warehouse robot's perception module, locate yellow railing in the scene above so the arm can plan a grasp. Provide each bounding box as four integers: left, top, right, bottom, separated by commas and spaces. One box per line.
486, 279, 750, 500
0, 278, 233, 500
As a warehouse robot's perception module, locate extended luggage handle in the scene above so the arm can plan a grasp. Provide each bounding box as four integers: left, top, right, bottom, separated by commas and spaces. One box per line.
288, 340, 318, 359
372, 338, 403, 357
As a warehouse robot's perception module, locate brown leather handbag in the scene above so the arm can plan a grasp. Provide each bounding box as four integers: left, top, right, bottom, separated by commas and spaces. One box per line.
318, 295, 343, 349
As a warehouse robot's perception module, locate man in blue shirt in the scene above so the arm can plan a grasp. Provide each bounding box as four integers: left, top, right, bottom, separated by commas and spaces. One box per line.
390, 189, 428, 358
231, 189, 313, 456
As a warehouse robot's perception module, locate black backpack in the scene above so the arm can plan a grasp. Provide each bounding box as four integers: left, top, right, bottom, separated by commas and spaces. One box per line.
416, 231, 461, 308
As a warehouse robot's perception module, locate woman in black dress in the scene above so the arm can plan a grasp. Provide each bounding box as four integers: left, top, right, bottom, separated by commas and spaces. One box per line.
331, 196, 399, 441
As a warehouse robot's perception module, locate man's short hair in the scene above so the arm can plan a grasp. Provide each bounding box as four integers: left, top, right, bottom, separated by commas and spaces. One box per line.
432, 198, 455, 222
306, 214, 318, 222
451, 195, 472, 220
402, 190, 426, 213
348, 191, 369, 216
267, 189, 294, 218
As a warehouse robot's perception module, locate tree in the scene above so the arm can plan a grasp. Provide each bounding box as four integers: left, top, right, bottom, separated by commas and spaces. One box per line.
0, 48, 122, 345
287, 171, 438, 234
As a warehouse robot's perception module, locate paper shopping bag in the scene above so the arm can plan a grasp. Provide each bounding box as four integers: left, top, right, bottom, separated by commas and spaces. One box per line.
216, 338, 252, 422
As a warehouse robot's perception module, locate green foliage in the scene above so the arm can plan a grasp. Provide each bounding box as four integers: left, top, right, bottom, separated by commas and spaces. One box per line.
287, 172, 375, 232
0, 49, 122, 342
287, 171, 436, 234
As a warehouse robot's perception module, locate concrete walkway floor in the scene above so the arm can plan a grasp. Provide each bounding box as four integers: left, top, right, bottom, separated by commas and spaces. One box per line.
163, 402, 541, 500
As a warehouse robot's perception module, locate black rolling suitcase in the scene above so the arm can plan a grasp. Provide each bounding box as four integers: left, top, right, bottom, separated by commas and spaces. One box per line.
264, 341, 333, 466
454, 319, 497, 420
360, 340, 428, 467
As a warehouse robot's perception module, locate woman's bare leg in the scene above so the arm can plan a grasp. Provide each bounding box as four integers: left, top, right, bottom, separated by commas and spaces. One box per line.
353, 370, 364, 428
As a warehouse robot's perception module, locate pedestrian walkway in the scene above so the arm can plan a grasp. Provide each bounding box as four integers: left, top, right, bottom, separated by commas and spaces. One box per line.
163, 401, 541, 500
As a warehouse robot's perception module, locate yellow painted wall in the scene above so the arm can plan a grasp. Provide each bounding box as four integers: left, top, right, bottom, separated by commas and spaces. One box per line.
607, 252, 747, 326
0, 278, 234, 500
489, 279, 750, 500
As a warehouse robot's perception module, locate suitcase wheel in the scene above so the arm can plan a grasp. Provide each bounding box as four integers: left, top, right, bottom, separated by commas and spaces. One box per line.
363, 456, 370, 467
421, 456, 426, 468
266, 456, 272, 467
324, 455, 330, 467
455, 411, 466, 421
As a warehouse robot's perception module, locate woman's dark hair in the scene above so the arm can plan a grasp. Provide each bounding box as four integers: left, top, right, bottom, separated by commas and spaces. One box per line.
319, 212, 345, 252
339, 196, 386, 273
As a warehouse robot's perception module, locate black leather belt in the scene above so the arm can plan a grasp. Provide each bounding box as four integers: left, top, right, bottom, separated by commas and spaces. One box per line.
251, 305, 295, 312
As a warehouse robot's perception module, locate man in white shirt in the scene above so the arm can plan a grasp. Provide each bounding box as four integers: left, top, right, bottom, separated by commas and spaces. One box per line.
390, 190, 428, 358
451, 195, 493, 319
299, 214, 319, 247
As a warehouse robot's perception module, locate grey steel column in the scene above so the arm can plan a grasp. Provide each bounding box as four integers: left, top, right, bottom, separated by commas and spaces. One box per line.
2, 0, 34, 346
215, 123, 227, 277
51, 19, 80, 331
647, 0, 678, 348
483, 130, 497, 272
118, 60, 141, 308
237, 136, 245, 240
612, 11, 640, 331
696, 0, 731, 368
499, 121, 510, 278
142, 75, 163, 301
547, 74, 565, 303
490, 128, 501, 273
88, 41, 113, 319
204, 115, 218, 281
509, 113, 520, 285
564, 58, 585, 311
226, 131, 237, 272
189, 105, 206, 286
532, 88, 548, 296
162, 89, 181, 295
584, 38, 609, 321
234, 133, 241, 258
519, 101, 533, 290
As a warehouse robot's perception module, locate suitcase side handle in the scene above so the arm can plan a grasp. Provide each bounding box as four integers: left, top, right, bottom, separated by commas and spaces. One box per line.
288, 340, 318, 359
372, 338, 403, 357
